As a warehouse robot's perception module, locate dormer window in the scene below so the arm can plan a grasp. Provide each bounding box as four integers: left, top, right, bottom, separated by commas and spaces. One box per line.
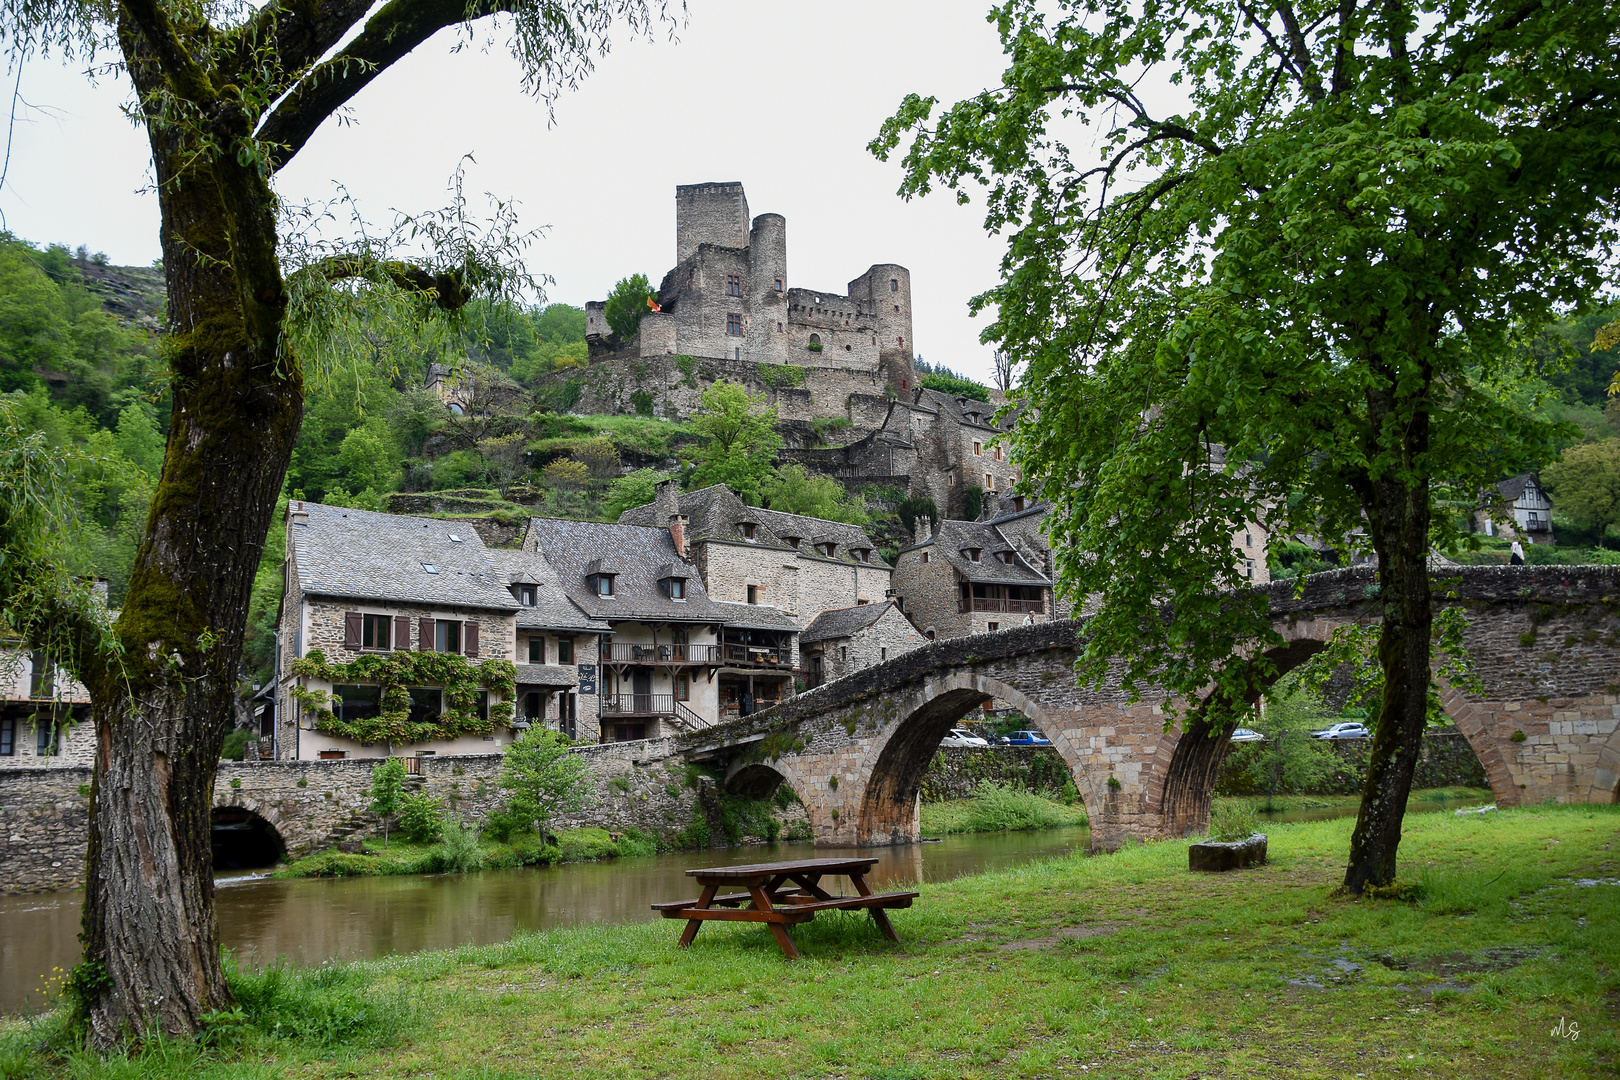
854, 548, 871, 563
782, 536, 801, 549
999, 551, 1016, 565
1010, 496, 1027, 512
964, 548, 982, 562
820, 542, 837, 557
517, 585, 537, 606
590, 574, 615, 597
669, 578, 686, 600
739, 522, 757, 539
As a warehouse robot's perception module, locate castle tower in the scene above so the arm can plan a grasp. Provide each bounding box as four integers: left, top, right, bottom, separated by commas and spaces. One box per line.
747, 213, 788, 357
849, 263, 914, 392
676, 182, 750, 264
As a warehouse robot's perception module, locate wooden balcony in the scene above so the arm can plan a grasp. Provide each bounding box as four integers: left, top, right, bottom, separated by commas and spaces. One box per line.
603, 642, 721, 665
958, 596, 1045, 614
720, 643, 791, 668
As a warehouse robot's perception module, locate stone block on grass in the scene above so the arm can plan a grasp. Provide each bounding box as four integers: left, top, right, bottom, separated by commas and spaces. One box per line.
1189, 833, 1267, 872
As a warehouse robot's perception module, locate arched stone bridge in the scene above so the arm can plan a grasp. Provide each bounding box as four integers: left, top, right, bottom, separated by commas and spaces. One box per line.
677, 565, 1620, 850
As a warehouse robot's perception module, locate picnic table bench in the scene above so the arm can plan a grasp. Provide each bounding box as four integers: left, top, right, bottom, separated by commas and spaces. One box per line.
652, 856, 918, 959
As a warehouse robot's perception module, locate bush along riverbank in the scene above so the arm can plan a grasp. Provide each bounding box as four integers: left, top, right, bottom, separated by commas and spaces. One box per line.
921, 782, 1088, 836
277, 827, 658, 879
6, 804, 1616, 1078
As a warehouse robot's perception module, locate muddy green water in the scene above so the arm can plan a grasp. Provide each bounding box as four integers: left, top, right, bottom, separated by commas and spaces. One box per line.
0, 796, 1470, 1015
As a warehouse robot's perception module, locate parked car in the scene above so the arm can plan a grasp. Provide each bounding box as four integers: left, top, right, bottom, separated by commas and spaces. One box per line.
1230, 728, 1265, 742
1312, 721, 1371, 740
998, 730, 1052, 746
940, 728, 990, 748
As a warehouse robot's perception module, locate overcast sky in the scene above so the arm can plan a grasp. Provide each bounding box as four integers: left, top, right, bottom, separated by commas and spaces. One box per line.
4, 1, 1025, 383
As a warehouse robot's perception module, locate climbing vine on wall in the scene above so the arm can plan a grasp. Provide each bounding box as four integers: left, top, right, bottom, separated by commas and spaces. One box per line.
290, 650, 517, 745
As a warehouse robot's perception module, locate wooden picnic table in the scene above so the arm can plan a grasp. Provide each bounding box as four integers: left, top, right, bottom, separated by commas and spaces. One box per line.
651, 856, 919, 959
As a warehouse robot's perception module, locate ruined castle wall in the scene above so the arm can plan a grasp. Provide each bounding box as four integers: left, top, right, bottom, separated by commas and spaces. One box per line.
677, 182, 750, 263
571, 353, 892, 426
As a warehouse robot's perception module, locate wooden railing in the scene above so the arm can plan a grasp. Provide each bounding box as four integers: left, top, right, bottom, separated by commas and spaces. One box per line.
721, 644, 791, 666
957, 596, 1044, 614
603, 642, 721, 664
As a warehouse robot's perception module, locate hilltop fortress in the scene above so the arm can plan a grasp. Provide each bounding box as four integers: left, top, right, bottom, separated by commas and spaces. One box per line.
579, 182, 920, 422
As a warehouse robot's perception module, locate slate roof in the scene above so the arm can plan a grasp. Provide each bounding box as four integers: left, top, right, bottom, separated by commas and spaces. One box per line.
914, 387, 1002, 431
617, 484, 885, 565
799, 601, 896, 644
711, 600, 802, 633
1494, 473, 1545, 504
514, 663, 580, 688
291, 502, 519, 610
525, 518, 730, 623
484, 550, 610, 633
897, 518, 1051, 586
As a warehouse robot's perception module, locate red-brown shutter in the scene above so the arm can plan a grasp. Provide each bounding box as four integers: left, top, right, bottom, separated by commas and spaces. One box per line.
419, 617, 434, 652
463, 621, 479, 657
344, 612, 362, 649
393, 615, 411, 651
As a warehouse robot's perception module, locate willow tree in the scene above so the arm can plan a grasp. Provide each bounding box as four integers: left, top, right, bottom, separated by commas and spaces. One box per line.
0, 0, 669, 1047
875, 0, 1619, 891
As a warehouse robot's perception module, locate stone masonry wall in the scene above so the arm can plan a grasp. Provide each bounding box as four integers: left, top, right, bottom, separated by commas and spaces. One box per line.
0, 766, 90, 894
919, 747, 1073, 802
1215, 731, 1488, 797
571, 353, 891, 425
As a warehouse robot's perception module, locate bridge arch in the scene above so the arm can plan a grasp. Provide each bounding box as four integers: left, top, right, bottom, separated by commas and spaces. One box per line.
211, 805, 287, 870
856, 670, 1092, 846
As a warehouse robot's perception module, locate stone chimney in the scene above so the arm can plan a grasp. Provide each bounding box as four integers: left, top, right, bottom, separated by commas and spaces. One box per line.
979, 489, 1001, 521
669, 514, 689, 560
916, 517, 933, 544
288, 500, 309, 526
654, 477, 680, 525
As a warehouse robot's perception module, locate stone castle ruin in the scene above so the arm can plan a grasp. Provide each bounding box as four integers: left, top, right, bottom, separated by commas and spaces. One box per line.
579, 182, 920, 426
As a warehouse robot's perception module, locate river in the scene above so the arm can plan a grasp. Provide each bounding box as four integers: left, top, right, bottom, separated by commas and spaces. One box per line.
0, 795, 1472, 1015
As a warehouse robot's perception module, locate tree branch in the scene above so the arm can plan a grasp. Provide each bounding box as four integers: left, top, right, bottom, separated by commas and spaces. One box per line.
308, 254, 475, 310
119, 0, 217, 102
220, 0, 377, 99
1270, 0, 1325, 102
1038, 84, 1226, 156
257, 0, 514, 170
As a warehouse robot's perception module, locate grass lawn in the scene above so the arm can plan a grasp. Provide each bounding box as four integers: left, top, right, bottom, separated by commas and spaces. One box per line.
4, 804, 1616, 1079
1219, 787, 1496, 815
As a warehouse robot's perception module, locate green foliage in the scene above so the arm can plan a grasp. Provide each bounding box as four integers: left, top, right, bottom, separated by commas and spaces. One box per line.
1543, 438, 1620, 548
499, 727, 593, 837
290, 650, 516, 744
603, 468, 671, 520
1217, 678, 1341, 805
1268, 540, 1338, 581
1208, 800, 1261, 842
874, 0, 1613, 749
225, 960, 416, 1049
368, 759, 407, 848
435, 816, 483, 873
758, 363, 808, 389
540, 378, 584, 413
630, 389, 654, 416
809, 415, 852, 438
959, 782, 1070, 832
761, 464, 870, 525
715, 793, 782, 845
896, 495, 938, 537
962, 484, 982, 522
220, 729, 252, 761
686, 381, 782, 506
604, 274, 655, 339
919, 371, 990, 402
397, 792, 444, 844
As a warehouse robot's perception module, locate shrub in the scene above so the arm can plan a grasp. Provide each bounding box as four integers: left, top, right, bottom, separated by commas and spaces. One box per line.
919, 371, 991, 401
962, 782, 1067, 832
220, 728, 252, 760
543, 457, 590, 490
435, 816, 483, 873
630, 390, 654, 416
397, 792, 444, 843
615, 829, 658, 858
1208, 800, 1261, 841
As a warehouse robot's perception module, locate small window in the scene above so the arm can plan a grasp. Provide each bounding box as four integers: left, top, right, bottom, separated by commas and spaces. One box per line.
670, 578, 686, 599
726, 273, 741, 296
1001, 552, 1016, 564
967, 548, 982, 562
727, 313, 742, 336
783, 536, 801, 548
0, 715, 13, 756
881, 647, 887, 661
993, 446, 1002, 461
422, 563, 438, 574
774, 278, 783, 292
594, 575, 615, 597
558, 638, 574, 664
747, 585, 758, 604
921, 551, 930, 564
675, 672, 691, 701
361, 613, 390, 649
528, 637, 545, 663
36, 718, 59, 757
972, 441, 982, 456
857, 598, 870, 606
840, 646, 847, 662
448, 533, 464, 543
947, 474, 955, 487
518, 584, 537, 606
1245, 559, 1256, 580
739, 522, 756, 539
1245, 533, 1253, 548
986, 473, 995, 489
778, 322, 784, 332
925, 630, 936, 641
434, 620, 462, 654
988, 621, 999, 632
821, 542, 837, 557
808, 333, 821, 346
891, 278, 900, 292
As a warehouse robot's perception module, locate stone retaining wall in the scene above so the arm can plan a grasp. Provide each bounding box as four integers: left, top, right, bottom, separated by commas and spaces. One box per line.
0, 767, 90, 894
1215, 730, 1487, 797
919, 747, 1074, 802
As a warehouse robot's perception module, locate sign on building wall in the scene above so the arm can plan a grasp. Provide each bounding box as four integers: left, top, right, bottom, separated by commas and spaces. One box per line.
577, 664, 597, 695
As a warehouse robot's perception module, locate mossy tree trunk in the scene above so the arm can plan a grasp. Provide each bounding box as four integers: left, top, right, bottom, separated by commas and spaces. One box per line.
1343, 356, 1434, 894
76, 19, 303, 1046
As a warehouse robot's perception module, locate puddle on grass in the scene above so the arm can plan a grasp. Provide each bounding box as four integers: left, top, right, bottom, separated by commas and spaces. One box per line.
1287, 944, 1549, 993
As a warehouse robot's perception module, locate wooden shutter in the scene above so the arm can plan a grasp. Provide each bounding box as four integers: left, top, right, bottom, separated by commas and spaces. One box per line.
463, 621, 479, 657
419, 617, 434, 652
393, 615, 411, 651
344, 612, 362, 649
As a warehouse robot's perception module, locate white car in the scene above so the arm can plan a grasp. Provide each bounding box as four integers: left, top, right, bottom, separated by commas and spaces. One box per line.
1312, 721, 1371, 740
1230, 728, 1265, 742
940, 728, 990, 748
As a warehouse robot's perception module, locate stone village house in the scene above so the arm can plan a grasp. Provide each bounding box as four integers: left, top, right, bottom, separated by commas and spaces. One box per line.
0, 580, 108, 769
798, 601, 927, 688
1475, 472, 1556, 546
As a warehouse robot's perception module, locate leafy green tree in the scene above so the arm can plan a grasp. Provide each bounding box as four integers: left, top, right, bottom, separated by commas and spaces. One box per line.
499, 727, 592, 839
1543, 439, 1620, 548
919, 371, 990, 402
398, 791, 445, 844
761, 464, 870, 525
533, 302, 587, 344
603, 468, 670, 520
604, 274, 655, 339
687, 380, 782, 506
875, 0, 1618, 892
367, 758, 406, 849
0, 0, 669, 1044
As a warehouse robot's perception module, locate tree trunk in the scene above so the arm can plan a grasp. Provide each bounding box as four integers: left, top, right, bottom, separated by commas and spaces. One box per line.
78, 27, 304, 1046
1343, 361, 1433, 894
